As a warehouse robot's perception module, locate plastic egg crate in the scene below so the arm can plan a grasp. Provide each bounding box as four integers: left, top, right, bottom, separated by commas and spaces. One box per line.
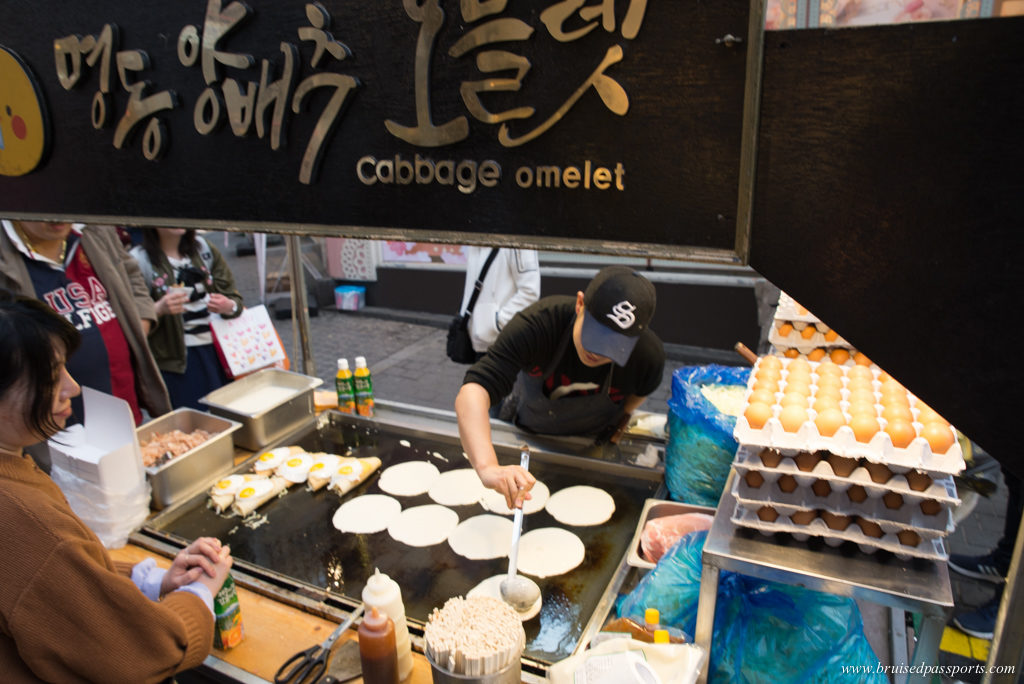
731, 472, 954, 538
736, 359, 966, 475
732, 445, 960, 505
730, 502, 948, 561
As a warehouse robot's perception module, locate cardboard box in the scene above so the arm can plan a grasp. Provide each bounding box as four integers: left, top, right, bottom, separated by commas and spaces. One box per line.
47, 387, 145, 495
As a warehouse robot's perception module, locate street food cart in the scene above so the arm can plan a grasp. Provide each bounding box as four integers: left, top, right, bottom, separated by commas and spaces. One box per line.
2, 0, 1022, 680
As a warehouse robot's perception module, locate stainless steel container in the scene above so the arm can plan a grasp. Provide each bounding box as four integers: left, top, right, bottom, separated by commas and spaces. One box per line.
138, 409, 241, 510
426, 651, 521, 684
627, 498, 716, 569
199, 369, 323, 451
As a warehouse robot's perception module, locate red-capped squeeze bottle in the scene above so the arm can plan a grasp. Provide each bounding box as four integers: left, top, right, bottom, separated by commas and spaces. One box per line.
358, 606, 398, 684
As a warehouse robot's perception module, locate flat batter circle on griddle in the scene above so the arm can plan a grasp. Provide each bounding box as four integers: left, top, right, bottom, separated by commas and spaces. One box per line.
428, 468, 487, 506
387, 504, 459, 547
378, 460, 440, 496
516, 527, 585, 578
332, 494, 402, 534
544, 485, 615, 526
448, 514, 514, 560
478, 480, 550, 515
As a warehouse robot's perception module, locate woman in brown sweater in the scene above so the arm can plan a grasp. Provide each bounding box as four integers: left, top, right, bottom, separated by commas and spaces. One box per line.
0, 290, 233, 683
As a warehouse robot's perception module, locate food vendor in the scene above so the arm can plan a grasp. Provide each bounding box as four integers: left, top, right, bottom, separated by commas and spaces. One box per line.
455, 266, 665, 507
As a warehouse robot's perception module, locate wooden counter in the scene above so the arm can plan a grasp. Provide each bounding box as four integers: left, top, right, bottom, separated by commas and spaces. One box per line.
110, 544, 436, 683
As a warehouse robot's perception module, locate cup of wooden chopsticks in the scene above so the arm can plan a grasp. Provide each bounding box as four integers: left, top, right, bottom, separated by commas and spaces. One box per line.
424, 596, 524, 684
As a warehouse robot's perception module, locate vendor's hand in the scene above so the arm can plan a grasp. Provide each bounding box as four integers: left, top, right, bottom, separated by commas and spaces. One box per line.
161, 537, 232, 595
479, 464, 536, 510
206, 293, 236, 315
155, 290, 189, 316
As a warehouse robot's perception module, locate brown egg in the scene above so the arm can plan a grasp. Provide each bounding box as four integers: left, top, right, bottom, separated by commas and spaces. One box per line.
883, 491, 904, 509
921, 422, 955, 454
811, 479, 832, 498
853, 351, 873, 367
753, 378, 780, 394
757, 506, 779, 522
777, 474, 798, 493
856, 517, 884, 538
777, 322, 794, 337
864, 461, 892, 484
821, 510, 853, 531
846, 376, 874, 394
807, 347, 827, 362
884, 419, 917, 449
788, 357, 811, 375
824, 329, 840, 342
784, 348, 800, 359
847, 399, 878, 418
794, 451, 821, 472
789, 509, 817, 525
745, 470, 765, 488
881, 403, 914, 424
817, 360, 842, 376
749, 388, 776, 406
783, 378, 812, 397
814, 408, 846, 437
780, 391, 809, 408
847, 485, 868, 503
755, 367, 782, 385
801, 325, 817, 340
744, 401, 773, 429
850, 414, 880, 443
814, 374, 843, 392
779, 405, 809, 433
828, 454, 859, 478
919, 499, 942, 516
905, 470, 933, 492
846, 365, 873, 382
760, 356, 783, 371
829, 348, 851, 364
897, 529, 921, 547
758, 448, 783, 467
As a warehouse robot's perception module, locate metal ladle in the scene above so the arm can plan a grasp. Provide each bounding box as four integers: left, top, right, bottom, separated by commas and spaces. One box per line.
500, 447, 542, 614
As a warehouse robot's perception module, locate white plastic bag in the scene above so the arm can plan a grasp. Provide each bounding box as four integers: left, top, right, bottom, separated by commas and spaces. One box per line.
50, 464, 151, 549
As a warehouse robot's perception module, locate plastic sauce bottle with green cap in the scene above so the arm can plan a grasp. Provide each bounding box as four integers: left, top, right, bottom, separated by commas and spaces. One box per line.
358, 606, 398, 684
336, 358, 356, 414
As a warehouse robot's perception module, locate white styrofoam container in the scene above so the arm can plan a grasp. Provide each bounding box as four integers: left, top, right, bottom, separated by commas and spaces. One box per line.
47, 387, 144, 495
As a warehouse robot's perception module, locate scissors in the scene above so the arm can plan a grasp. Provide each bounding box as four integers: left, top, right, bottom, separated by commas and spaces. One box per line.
275, 604, 365, 684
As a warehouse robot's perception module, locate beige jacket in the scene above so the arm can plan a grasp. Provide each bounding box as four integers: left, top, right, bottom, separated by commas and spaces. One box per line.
0, 223, 171, 416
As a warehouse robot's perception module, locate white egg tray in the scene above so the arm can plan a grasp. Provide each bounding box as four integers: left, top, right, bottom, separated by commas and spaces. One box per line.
734, 412, 964, 474
769, 326, 852, 354
775, 292, 823, 324
731, 476, 954, 537
730, 502, 948, 561
732, 444, 960, 504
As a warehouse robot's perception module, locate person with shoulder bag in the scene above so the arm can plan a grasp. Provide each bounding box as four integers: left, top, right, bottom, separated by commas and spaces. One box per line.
448, 248, 540, 364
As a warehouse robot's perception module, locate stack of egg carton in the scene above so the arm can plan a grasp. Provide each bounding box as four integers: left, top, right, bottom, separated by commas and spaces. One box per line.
770, 292, 863, 365
729, 356, 964, 560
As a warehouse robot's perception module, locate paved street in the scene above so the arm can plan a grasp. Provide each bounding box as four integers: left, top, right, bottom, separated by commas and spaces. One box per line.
215, 232, 1012, 680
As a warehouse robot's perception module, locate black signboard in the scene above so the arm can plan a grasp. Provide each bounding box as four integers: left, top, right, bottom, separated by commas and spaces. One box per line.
0, 0, 750, 258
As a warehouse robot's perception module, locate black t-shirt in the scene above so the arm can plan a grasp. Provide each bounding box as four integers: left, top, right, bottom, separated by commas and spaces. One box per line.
464, 295, 665, 408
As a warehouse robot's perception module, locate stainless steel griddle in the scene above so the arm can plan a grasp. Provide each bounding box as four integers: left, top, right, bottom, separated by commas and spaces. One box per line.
135, 402, 664, 669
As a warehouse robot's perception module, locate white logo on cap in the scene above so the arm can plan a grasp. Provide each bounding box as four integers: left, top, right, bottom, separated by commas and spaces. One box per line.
606, 301, 637, 329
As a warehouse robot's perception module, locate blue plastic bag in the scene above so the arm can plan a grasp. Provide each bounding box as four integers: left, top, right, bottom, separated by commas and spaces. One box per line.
666, 365, 751, 506
618, 531, 887, 684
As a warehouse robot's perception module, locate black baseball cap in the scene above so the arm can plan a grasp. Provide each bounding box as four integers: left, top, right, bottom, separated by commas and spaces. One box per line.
579, 266, 656, 366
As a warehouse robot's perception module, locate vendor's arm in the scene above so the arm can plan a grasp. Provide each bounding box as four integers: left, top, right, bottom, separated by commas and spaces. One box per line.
605, 394, 649, 444
455, 382, 535, 509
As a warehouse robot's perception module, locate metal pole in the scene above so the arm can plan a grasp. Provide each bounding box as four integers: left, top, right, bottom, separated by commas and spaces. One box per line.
982, 505, 1024, 683
285, 234, 315, 376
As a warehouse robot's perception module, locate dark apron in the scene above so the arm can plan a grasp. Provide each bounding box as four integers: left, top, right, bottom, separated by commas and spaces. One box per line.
510, 326, 622, 436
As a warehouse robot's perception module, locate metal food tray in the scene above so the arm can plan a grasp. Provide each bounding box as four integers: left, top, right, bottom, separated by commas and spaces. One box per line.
138, 408, 241, 510
135, 404, 663, 669
626, 499, 716, 570
199, 368, 323, 450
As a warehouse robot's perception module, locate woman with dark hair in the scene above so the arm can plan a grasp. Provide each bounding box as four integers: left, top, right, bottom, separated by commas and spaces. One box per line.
0, 290, 233, 682
131, 229, 244, 410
